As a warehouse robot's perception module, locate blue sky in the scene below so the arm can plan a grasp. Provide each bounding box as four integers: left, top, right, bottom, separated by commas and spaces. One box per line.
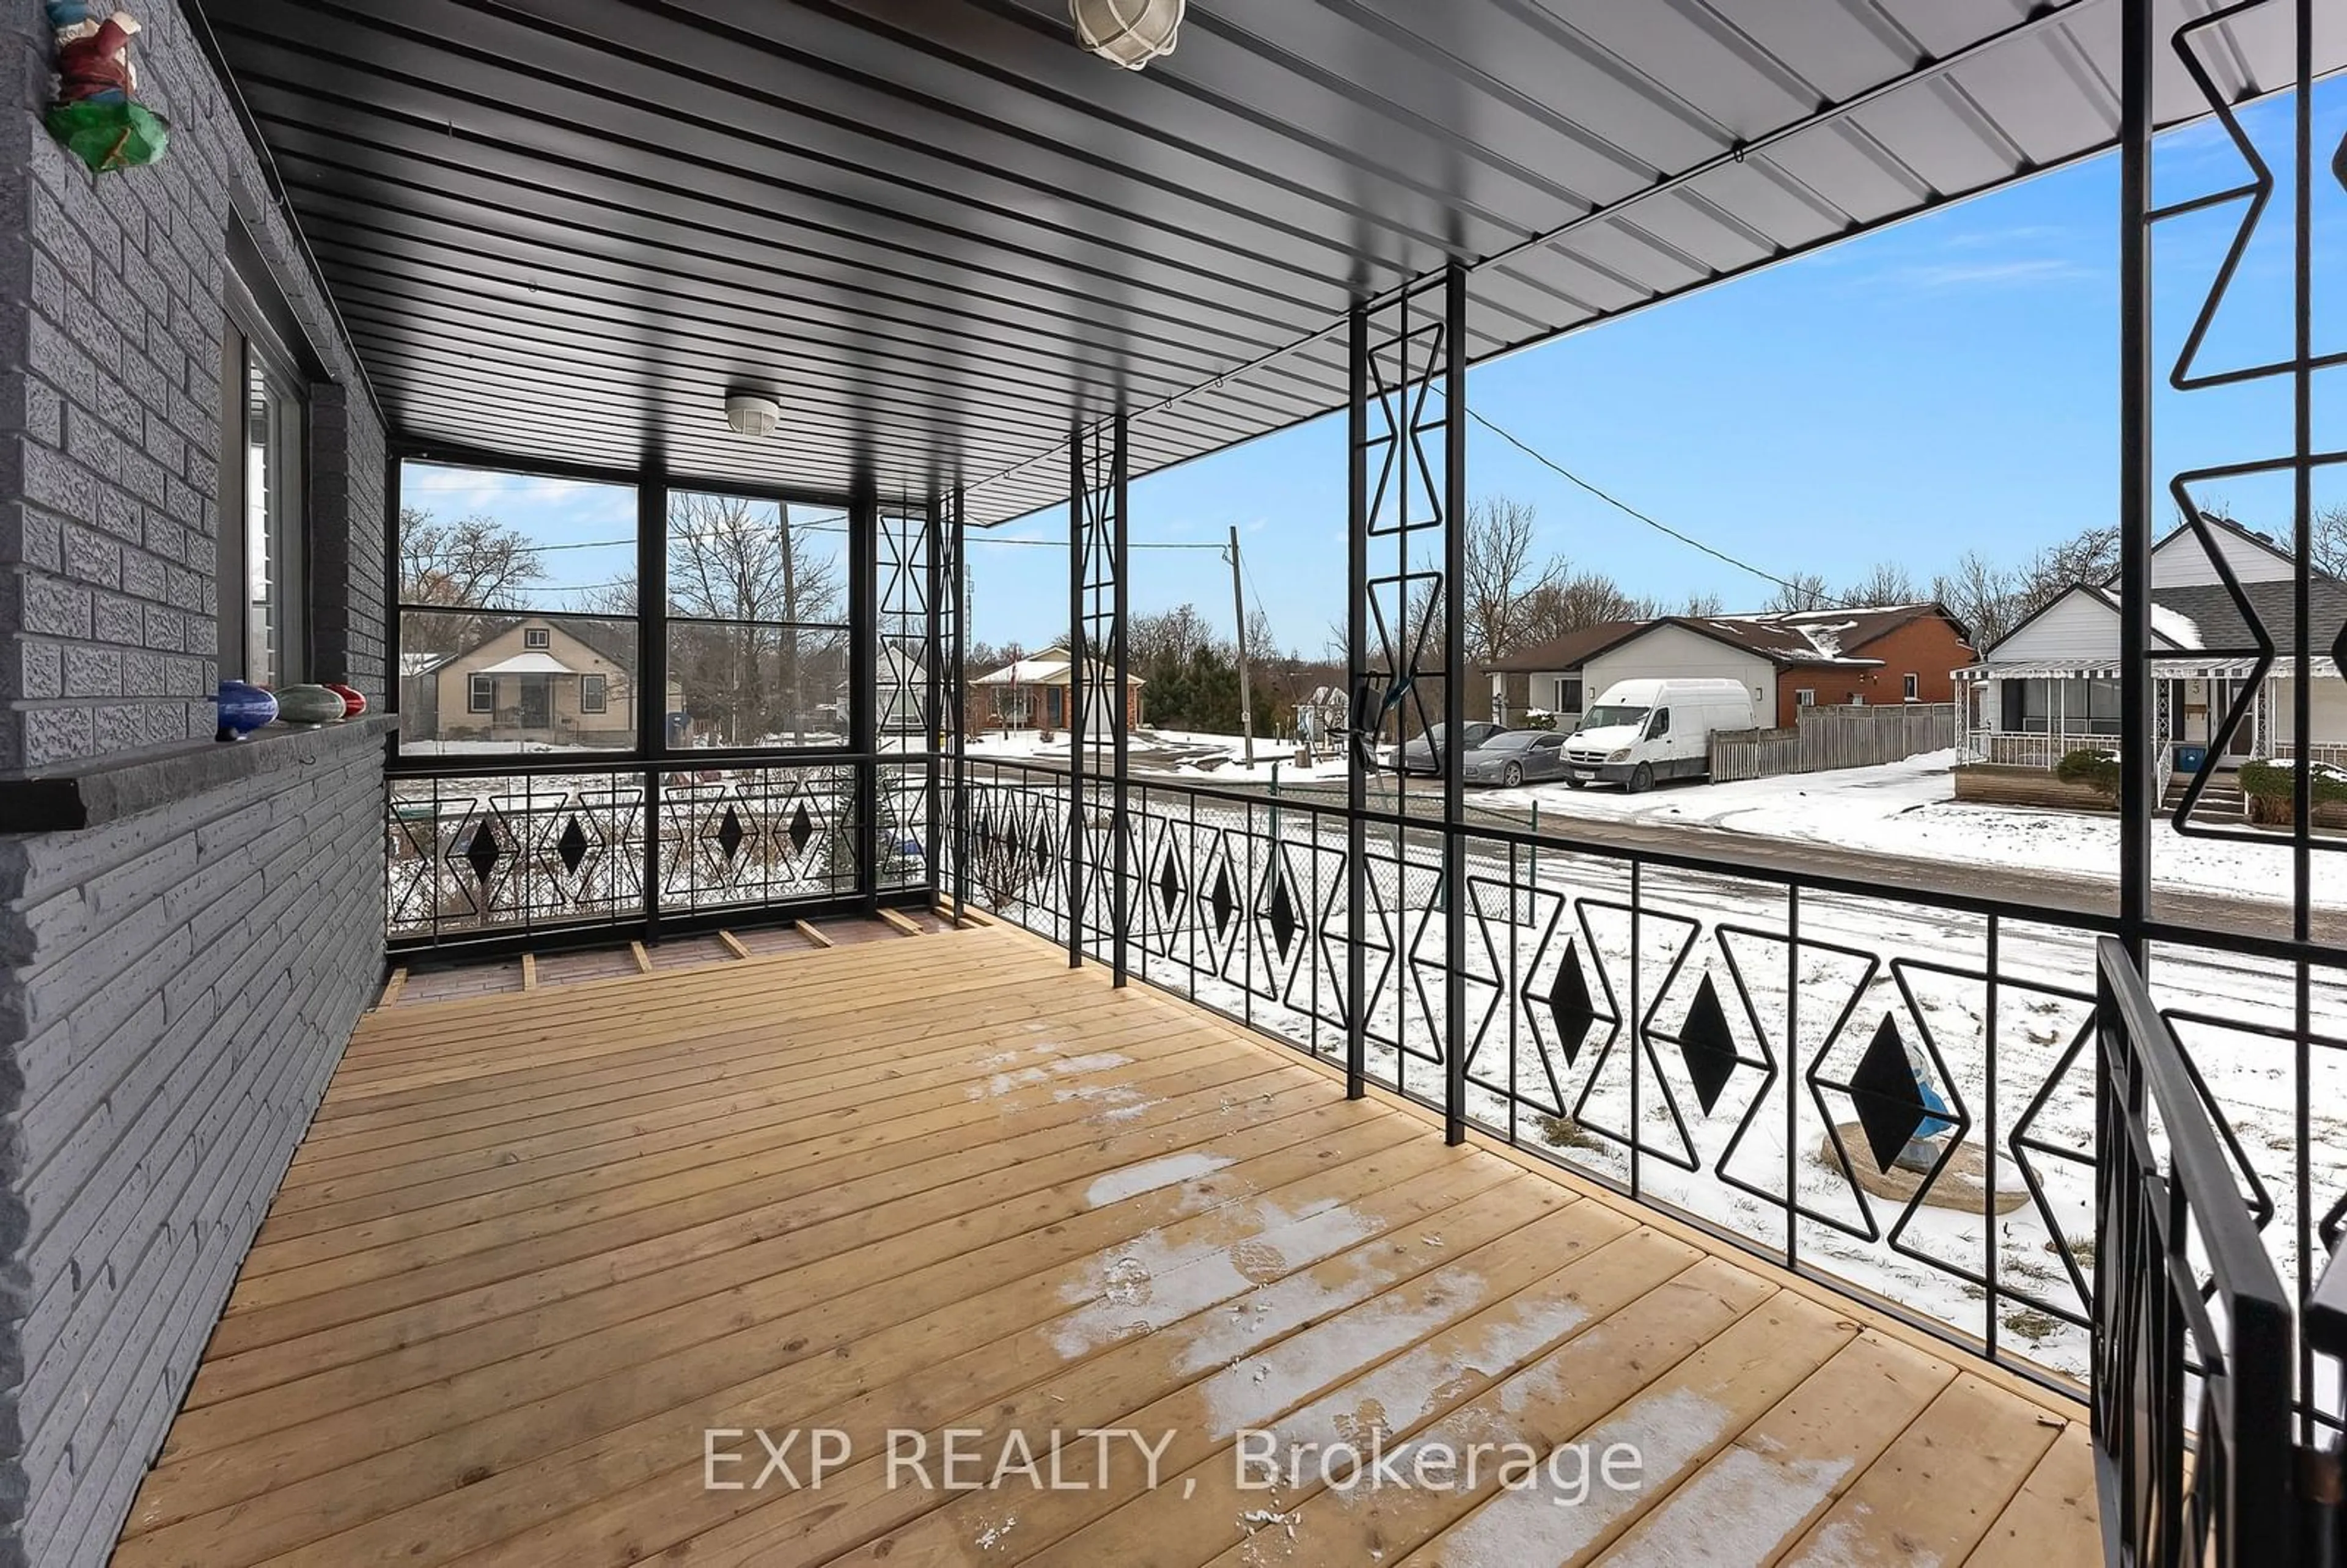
401, 79, 2343, 658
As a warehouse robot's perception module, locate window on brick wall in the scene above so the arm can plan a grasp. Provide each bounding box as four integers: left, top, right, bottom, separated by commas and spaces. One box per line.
217, 266, 310, 688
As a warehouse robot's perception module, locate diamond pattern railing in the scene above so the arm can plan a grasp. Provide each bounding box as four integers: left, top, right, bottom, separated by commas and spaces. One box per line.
387, 760, 867, 947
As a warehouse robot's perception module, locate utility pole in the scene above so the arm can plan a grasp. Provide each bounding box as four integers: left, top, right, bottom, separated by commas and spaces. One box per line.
1227, 524, 1255, 767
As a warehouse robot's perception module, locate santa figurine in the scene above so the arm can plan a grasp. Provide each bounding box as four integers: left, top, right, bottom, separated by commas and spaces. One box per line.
45, 5, 169, 171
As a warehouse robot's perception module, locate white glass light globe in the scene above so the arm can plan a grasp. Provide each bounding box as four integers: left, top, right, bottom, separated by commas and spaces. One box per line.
1070, 0, 1184, 70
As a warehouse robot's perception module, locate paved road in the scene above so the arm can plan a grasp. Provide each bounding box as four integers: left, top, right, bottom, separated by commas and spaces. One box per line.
965, 754, 2336, 949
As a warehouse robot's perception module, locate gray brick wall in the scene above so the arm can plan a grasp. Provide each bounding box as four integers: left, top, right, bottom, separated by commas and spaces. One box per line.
0, 0, 387, 776
0, 724, 382, 1567
0, 5, 392, 1565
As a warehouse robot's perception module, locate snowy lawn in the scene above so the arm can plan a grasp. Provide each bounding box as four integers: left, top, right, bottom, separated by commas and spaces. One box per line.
1477, 748, 2323, 908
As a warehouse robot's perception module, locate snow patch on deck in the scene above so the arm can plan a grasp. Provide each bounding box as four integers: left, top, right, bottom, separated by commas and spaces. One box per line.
1050, 1198, 1378, 1359
1604, 1442, 1854, 1566
1087, 1152, 1232, 1207
1433, 1386, 1729, 1567
1200, 1274, 1488, 1440
1272, 1288, 1595, 1452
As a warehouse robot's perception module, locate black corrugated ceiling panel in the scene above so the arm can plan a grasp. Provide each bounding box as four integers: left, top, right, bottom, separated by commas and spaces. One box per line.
194, 0, 2335, 524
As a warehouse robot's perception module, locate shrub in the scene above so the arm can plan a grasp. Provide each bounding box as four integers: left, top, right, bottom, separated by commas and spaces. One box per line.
2054, 747, 2121, 798
2240, 758, 2347, 824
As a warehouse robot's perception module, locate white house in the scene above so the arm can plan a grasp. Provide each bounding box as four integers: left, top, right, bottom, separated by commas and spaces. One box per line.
1957, 517, 2347, 774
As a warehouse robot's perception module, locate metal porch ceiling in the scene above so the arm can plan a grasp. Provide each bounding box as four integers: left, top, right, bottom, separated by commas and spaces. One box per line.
195, 0, 2338, 524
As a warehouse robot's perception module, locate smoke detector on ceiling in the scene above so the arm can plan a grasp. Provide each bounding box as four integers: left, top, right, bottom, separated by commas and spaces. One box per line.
1070, 0, 1183, 70
724, 392, 780, 438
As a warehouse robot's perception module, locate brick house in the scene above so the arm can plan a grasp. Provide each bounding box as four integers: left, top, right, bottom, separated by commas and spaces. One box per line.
970, 647, 1145, 734
1490, 605, 1977, 728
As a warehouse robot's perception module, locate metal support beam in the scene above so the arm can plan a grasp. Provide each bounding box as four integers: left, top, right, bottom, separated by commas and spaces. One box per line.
851, 495, 880, 910
636, 473, 669, 938
1110, 412, 1131, 987
948, 488, 969, 917
1067, 425, 1087, 968
2116, 0, 2153, 959
1345, 303, 1370, 1101
1441, 261, 1469, 1148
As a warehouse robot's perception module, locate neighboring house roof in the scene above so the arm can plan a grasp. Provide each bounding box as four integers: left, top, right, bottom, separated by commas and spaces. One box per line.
1491, 604, 1969, 675
973, 649, 1146, 687
476, 651, 579, 676
1686, 604, 1969, 667
1975, 579, 2347, 667
1486, 620, 1650, 674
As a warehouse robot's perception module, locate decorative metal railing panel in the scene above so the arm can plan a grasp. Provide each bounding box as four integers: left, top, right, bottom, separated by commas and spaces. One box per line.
387, 760, 870, 946
948, 758, 2346, 1388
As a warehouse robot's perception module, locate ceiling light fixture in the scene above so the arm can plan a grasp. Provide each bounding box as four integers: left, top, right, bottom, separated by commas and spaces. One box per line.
724, 392, 780, 438
1070, 0, 1183, 70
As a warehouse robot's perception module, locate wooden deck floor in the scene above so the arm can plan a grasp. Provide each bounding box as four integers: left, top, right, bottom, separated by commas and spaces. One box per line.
111, 923, 2099, 1568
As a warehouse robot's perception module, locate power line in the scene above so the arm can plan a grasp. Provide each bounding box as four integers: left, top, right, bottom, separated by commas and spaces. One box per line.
1465, 405, 1856, 612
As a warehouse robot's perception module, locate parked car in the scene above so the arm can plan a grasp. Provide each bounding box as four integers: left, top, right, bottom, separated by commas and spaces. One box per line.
1463, 729, 1571, 787
1561, 678, 1756, 793
1381, 721, 1507, 776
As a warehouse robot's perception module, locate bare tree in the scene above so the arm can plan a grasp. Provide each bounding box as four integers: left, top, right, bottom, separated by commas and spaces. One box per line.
1840, 561, 1918, 607
1931, 551, 2020, 649
2316, 504, 2347, 579
1765, 572, 1834, 613
397, 508, 548, 657
666, 494, 846, 745
1461, 495, 1568, 662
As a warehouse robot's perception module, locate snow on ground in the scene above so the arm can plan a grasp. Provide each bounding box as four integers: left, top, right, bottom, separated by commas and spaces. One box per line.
1477, 749, 2323, 907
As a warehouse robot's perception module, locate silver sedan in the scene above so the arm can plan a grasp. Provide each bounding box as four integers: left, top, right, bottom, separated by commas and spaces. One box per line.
1463, 729, 1571, 788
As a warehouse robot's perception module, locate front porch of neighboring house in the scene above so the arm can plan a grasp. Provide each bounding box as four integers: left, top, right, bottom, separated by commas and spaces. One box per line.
1955, 515, 2347, 810
973, 648, 1146, 736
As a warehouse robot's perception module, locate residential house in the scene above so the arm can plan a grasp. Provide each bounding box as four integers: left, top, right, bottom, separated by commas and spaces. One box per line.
971, 647, 1145, 734
403, 617, 675, 750
1958, 516, 2347, 771
1491, 605, 1976, 728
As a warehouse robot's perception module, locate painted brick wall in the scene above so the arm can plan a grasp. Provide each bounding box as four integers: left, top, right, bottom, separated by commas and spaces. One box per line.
0, 724, 382, 1566
0, 6, 391, 1565
0, 0, 387, 775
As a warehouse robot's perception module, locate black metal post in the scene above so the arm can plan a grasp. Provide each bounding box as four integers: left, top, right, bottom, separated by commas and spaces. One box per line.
637, 472, 669, 939
382, 450, 402, 720
1111, 411, 1131, 988
2116, 0, 2153, 961
949, 487, 969, 918
1345, 304, 1370, 1100
851, 496, 879, 911
924, 495, 945, 904
1067, 424, 1087, 968
1441, 262, 1469, 1147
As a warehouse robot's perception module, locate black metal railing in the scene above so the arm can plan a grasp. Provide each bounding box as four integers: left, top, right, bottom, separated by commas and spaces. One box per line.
953, 757, 2153, 1386
2092, 936, 2297, 1567
385, 751, 933, 950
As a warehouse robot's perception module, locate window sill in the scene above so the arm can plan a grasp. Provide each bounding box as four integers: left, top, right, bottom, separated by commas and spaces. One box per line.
0, 716, 397, 833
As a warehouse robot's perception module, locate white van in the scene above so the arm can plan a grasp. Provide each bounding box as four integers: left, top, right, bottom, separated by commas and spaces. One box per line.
1560, 678, 1757, 793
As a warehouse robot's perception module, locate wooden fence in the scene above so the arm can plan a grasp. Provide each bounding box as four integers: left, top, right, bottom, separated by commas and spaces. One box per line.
1710, 702, 1960, 783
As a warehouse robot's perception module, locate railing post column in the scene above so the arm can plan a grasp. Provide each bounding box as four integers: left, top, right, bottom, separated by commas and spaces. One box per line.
852, 496, 879, 910
1067, 423, 1087, 967
637, 471, 669, 939
2116, 0, 2153, 963
1441, 260, 1469, 1147
1345, 302, 1369, 1100
1110, 412, 1131, 987
948, 488, 969, 918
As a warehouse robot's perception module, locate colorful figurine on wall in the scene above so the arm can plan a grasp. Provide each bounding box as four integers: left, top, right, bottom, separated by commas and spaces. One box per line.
44, 4, 170, 174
